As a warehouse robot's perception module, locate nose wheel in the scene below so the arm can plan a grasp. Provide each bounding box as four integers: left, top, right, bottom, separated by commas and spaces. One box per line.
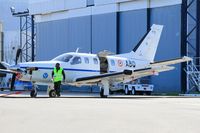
49, 90, 57, 97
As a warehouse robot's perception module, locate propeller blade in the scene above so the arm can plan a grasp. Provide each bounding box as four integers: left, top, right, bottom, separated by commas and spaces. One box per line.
16, 48, 22, 65
10, 73, 16, 91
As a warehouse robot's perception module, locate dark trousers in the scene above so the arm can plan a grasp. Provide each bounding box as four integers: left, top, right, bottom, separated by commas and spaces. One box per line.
54, 81, 61, 96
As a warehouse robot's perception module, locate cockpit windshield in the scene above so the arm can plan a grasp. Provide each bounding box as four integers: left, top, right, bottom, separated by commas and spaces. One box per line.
52, 54, 73, 62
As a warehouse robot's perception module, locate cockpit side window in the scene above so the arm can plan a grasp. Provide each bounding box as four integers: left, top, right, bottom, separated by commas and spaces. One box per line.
52, 54, 73, 62
93, 58, 98, 65
63, 55, 73, 62
71, 56, 82, 65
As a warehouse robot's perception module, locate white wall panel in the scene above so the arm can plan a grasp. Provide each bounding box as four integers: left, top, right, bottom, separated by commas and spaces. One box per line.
64, 0, 87, 10
31, 0, 182, 23
35, 7, 92, 23
120, 0, 147, 11
94, 0, 116, 5
92, 4, 119, 15
94, 0, 133, 6
150, 0, 182, 8
29, 0, 87, 15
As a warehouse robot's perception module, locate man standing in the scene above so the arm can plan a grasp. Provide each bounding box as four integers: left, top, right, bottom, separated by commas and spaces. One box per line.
52, 63, 65, 97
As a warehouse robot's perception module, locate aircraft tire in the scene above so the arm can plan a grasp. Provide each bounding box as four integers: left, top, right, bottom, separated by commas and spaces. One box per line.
100, 88, 107, 98
49, 90, 56, 98
125, 86, 130, 95
131, 88, 135, 95
30, 90, 37, 98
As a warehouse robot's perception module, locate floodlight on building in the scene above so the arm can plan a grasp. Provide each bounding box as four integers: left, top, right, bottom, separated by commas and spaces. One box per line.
10, 7, 29, 17
10, 7, 35, 62
10, 6, 15, 14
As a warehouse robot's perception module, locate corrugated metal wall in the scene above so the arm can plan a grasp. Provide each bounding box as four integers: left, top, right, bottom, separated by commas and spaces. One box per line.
119, 9, 147, 53
36, 16, 91, 60
92, 13, 117, 53
36, 4, 182, 93
150, 5, 181, 93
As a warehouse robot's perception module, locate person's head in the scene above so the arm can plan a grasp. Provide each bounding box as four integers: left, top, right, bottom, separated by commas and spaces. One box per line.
55, 63, 60, 69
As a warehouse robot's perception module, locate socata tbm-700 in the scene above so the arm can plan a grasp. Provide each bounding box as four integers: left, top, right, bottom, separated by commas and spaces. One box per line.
0, 24, 191, 98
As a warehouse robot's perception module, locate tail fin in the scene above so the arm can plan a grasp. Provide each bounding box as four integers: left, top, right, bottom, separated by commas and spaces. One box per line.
133, 24, 163, 62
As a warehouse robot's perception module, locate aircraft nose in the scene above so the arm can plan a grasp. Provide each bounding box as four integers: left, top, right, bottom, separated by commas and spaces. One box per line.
10, 64, 20, 69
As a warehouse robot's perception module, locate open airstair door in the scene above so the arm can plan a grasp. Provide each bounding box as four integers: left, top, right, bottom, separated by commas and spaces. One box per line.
99, 57, 108, 74
97, 51, 112, 74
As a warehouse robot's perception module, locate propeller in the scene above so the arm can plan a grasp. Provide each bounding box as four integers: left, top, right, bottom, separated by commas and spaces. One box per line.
9, 48, 22, 90
10, 73, 16, 91
9, 48, 38, 90
15, 48, 22, 65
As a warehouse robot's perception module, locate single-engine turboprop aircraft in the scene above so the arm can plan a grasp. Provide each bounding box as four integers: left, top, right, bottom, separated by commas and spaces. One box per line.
0, 24, 192, 98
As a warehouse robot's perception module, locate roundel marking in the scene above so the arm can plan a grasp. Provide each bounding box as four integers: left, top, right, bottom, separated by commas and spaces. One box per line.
43, 73, 48, 79
118, 60, 123, 67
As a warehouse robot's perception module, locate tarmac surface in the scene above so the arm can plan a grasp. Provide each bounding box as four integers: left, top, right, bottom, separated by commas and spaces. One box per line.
0, 91, 200, 133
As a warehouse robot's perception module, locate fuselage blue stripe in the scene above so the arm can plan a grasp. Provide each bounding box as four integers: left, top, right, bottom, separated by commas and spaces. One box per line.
20, 66, 116, 73
20, 67, 101, 72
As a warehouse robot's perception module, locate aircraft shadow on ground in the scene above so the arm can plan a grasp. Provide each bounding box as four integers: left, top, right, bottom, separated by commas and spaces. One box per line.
0, 95, 196, 99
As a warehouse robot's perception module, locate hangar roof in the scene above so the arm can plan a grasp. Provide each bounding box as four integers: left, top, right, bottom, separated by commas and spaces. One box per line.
29, 0, 182, 23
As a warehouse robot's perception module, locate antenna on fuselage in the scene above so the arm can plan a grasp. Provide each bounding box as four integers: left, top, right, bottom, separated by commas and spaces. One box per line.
75, 48, 80, 53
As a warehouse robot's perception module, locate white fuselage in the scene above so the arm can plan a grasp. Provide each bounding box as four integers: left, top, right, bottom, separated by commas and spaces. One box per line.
12, 52, 149, 85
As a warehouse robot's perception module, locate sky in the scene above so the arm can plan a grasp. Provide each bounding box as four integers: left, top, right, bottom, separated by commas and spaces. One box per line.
0, 0, 29, 63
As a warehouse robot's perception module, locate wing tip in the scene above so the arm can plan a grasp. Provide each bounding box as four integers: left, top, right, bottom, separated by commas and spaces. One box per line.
182, 56, 193, 62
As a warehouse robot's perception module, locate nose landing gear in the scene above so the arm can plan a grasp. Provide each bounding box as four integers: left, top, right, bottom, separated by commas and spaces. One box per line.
30, 84, 38, 98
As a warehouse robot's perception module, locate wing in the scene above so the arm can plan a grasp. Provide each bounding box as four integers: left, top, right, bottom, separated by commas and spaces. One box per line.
134, 56, 192, 79
150, 56, 192, 67
0, 69, 18, 74
75, 70, 132, 84
74, 66, 174, 85
133, 66, 175, 79
74, 56, 192, 85
0, 69, 19, 90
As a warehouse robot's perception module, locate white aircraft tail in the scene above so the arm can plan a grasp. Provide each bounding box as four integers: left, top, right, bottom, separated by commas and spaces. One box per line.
118, 24, 163, 63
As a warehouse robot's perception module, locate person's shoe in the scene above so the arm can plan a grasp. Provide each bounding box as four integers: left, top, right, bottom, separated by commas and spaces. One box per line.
57, 93, 61, 97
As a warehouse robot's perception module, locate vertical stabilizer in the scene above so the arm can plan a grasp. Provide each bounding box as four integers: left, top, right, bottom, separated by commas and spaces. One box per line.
133, 24, 163, 62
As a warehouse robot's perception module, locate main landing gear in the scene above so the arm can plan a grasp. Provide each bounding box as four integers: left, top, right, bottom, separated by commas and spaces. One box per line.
100, 79, 110, 98
49, 89, 57, 97
47, 84, 60, 98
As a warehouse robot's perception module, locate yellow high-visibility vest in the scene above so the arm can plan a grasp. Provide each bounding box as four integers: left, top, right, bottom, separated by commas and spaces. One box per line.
53, 67, 63, 82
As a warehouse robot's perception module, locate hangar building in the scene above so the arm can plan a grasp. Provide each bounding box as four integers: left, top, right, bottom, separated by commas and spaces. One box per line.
29, 0, 199, 93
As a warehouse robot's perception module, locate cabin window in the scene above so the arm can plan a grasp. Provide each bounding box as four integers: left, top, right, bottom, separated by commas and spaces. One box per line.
93, 58, 98, 65
71, 56, 82, 65
111, 59, 115, 66
84, 57, 89, 64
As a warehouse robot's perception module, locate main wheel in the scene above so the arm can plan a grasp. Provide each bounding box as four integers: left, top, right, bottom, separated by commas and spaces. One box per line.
100, 88, 107, 98
125, 86, 130, 95
30, 90, 37, 98
49, 90, 56, 98
131, 87, 135, 95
